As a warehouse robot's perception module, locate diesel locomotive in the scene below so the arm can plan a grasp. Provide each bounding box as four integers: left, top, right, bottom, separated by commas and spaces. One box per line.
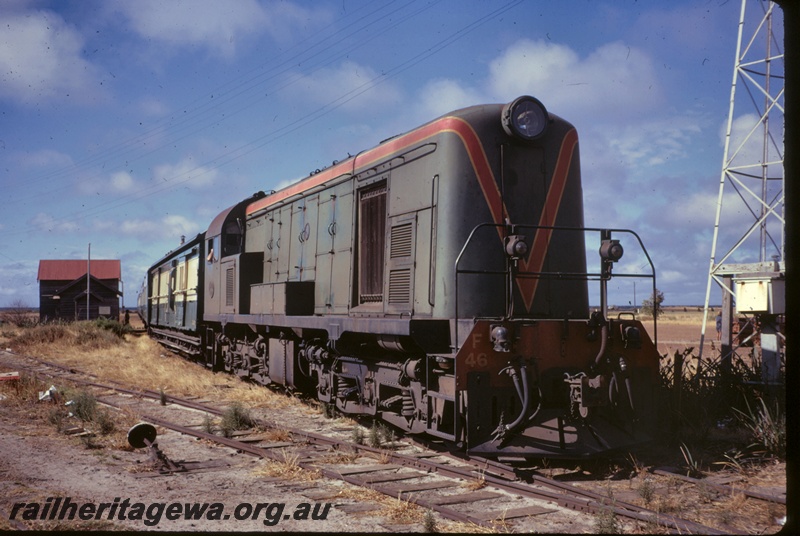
138, 96, 660, 458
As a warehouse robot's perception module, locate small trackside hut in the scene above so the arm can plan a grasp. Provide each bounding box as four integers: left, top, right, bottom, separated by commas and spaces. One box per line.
38, 259, 122, 322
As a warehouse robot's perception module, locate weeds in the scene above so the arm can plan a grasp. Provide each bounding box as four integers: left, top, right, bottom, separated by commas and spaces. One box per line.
261, 428, 292, 442
0, 300, 37, 327
10, 324, 70, 348
94, 409, 116, 435
593, 507, 620, 534
220, 401, 253, 437
713, 449, 750, 475
92, 317, 130, 338
368, 423, 382, 448
734, 397, 785, 459
202, 413, 216, 434
719, 508, 735, 526
0, 372, 46, 405
75, 322, 123, 349
423, 508, 437, 532
351, 426, 365, 445
381, 495, 422, 524
10, 321, 127, 351
466, 471, 487, 491
637, 477, 655, 505
321, 402, 336, 418
256, 449, 319, 482
59, 388, 115, 435
318, 448, 360, 464
679, 442, 702, 478
657, 346, 784, 441
381, 424, 397, 445
48, 407, 68, 431
68, 389, 98, 422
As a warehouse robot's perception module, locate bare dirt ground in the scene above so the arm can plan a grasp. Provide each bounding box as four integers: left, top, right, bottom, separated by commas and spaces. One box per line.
0, 310, 787, 533
0, 320, 479, 533
0, 367, 453, 532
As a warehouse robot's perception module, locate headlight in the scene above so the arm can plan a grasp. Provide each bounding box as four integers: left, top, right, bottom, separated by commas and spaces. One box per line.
599, 239, 624, 262
501, 96, 549, 141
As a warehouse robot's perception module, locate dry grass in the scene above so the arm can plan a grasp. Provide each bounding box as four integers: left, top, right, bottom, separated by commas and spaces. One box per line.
464, 468, 487, 491
256, 428, 294, 443
649, 307, 715, 325
380, 495, 425, 524
327, 485, 427, 524
317, 481, 497, 532
316, 448, 361, 465
7, 324, 290, 410
254, 449, 320, 482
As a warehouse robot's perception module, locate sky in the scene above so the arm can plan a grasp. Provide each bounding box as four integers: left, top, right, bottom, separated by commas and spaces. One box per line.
0, 0, 785, 310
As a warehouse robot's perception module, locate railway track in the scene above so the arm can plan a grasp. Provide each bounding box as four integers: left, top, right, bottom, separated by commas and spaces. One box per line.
0, 348, 783, 533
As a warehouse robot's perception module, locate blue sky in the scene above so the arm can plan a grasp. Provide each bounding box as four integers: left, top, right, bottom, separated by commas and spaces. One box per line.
0, 0, 784, 309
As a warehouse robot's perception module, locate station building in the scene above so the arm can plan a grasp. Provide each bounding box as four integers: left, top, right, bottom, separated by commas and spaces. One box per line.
37, 259, 122, 322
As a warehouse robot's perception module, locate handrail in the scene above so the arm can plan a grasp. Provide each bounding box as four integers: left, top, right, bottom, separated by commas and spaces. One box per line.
453, 224, 657, 351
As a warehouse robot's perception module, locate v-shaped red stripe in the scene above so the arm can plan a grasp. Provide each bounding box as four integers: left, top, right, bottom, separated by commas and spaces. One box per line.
411, 120, 578, 313
516, 129, 578, 311
464, 126, 579, 312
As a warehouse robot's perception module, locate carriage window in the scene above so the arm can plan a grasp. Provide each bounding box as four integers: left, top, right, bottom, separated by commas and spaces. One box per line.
358, 182, 387, 304
222, 219, 243, 256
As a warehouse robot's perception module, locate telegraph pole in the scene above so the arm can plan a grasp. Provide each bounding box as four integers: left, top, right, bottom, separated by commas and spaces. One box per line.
87, 243, 91, 321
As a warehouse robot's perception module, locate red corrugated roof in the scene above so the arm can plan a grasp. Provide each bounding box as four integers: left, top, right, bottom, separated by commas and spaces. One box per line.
37, 260, 121, 281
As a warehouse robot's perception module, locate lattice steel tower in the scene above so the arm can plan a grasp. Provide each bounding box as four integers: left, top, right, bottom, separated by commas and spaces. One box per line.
699, 0, 785, 382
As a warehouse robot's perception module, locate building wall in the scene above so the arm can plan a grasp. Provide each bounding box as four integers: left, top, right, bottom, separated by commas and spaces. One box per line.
39, 279, 120, 322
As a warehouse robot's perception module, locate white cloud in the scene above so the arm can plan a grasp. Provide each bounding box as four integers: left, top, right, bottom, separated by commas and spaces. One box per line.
659, 270, 688, 284
29, 212, 81, 233
607, 116, 702, 168
0, 10, 103, 106
259, 1, 334, 43
415, 79, 485, 123
722, 113, 783, 174
487, 39, 663, 121
96, 214, 199, 242
114, 0, 265, 57
271, 176, 304, 192
113, 0, 329, 58
283, 60, 403, 113
132, 215, 197, 238
110, 171, 136, 192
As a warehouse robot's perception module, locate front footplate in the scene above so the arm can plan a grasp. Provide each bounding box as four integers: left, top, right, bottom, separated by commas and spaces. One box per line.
467, 408, 652, 459
456, 319, 659, 459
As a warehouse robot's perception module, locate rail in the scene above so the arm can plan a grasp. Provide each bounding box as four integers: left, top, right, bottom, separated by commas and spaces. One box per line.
2, 348, 768, 534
